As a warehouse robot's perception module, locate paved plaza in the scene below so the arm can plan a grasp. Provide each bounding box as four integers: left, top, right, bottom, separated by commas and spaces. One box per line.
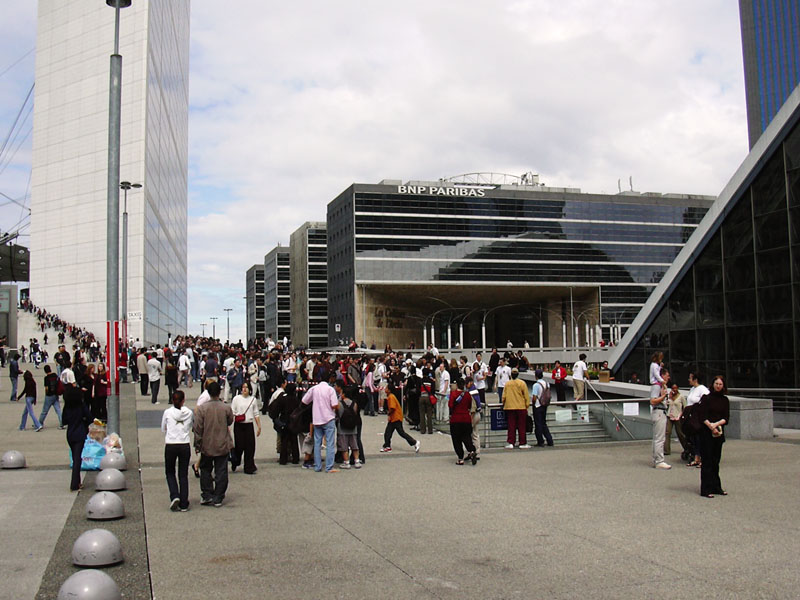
0, 369, 799, 599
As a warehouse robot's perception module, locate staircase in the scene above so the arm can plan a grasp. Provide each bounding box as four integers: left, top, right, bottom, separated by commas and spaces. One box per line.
13, 309, 68, 362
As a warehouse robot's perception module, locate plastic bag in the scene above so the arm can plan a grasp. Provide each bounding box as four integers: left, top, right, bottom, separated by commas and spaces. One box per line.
88, 420, 107, 442
102, 433, 124, 453
69, 436, 107, 470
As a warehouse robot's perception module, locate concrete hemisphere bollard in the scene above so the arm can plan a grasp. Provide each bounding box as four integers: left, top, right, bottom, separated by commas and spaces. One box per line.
1, 450, 27, 469
86, 491, 125, 520
99, 452, 127, 471
72, 528, 124, 567
57, 568, 121, 600
95, 468, 126, 491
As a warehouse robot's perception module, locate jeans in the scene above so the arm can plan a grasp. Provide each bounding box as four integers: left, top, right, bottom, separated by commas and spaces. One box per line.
39, 394, 62, 427
150, 379, 160, 404
533, 405, 553, 446
9, 376, 18, 402
165, 443, 191, 509
199, 453, 229, 503
191, 361, 199, 381
313, 419, 337, 472
497, 386, 504, 404
20, 396, 42, 430
364, 389, 376, 415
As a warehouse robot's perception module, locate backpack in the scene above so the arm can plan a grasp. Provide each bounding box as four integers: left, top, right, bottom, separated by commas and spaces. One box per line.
288, 400, 311, 435
339, 399, 358, 430
680, 403, 702, 436
538, 380, 551, 407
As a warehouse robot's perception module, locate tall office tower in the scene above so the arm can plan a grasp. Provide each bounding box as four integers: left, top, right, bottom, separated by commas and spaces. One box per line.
263, 246, 291, 343
290, 222, 328, 349
245, 264, 265, 343
29, 0, 190, 344
739, 0, 800, 148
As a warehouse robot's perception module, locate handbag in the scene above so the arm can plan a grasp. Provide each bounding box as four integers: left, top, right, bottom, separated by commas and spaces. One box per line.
234, 398, 255, 423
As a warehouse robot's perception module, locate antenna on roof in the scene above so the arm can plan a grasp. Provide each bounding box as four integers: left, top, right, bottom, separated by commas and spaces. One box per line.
629, 176, 634, 191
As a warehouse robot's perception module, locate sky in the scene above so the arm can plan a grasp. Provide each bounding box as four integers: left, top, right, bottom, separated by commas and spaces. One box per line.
0, 1, 749, 343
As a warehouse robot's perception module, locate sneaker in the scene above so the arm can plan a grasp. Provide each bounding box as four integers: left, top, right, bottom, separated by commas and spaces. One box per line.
301, 462, 313, 469
470, 451, 478, 466
35, 426, 43, 432
153, 401, 160, 405
655, 462, 672, 470
213, 500, 223, 507
414, 441, 421, 453
170, 498, 180, 512
339, 463, 351, 469
326, 468, 340, 473
504, 443, 514, 449
200, 498, 214, 506
179, 507, 189, 512
519, 444, 531, 449
354, 461, 362, 469
380, 447, 392, 453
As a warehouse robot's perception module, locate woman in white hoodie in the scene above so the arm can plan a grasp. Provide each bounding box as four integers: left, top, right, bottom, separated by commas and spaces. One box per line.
161, 389, 194, 511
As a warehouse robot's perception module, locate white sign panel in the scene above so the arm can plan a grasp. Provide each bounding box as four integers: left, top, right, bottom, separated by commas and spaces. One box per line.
554, 409, 572, 422
623, 402, 639, 417
576, 404, 589, 422
126, 311, 143, 322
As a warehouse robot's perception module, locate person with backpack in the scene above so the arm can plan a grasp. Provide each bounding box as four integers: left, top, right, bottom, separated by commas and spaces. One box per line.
38, 364, 64, 429
271, 382, 300, 465
334, 380, 361, 469
449, 378, 477, 465
531, 369, 553, 447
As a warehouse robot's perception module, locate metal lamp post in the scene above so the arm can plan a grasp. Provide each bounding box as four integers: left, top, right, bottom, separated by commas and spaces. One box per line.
210, 317, 218, 340
105, 0, 132, 436
223, 308, 232, 343
119, 181, 141, 343
200, 322, 207, 337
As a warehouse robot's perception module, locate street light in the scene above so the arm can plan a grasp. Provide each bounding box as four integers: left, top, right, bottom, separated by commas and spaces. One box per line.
223, 308, 232, 343
119, 181, 141, 341
105, 0, 133, 437
209, 317, 218, 340
200, 322, 207, 337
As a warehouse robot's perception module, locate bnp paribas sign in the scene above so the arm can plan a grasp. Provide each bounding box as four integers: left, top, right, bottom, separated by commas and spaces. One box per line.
397, 185, 486, 197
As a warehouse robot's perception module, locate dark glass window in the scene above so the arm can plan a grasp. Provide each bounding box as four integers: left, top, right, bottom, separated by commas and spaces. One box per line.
758, 285, 793, 322
755, 210, 789, 251
695, 294, 724, 328
761, 359, 795, 387
724, 254, 755, 291
759, 323, 794, 359
725, 289, 756, 323
752, 151, 786, 216
277, 283, 290, 296
694, 233, 722, 292
696, 328, 724, 360
728, 360, 759, 387
669, 330, 696, 363
756, 248, 791, 286
726, 325, 757, 360
722, 195, 753, 257
668, 273, 695, 330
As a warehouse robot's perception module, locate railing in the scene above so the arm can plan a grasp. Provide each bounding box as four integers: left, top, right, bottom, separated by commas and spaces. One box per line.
728, 388, 800, 413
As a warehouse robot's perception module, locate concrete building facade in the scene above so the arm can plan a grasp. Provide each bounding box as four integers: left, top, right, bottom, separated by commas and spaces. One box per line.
263, 246, 290, 343
245, 264, 265, 342
290, 222, 328, 349
29, 0, 190, 344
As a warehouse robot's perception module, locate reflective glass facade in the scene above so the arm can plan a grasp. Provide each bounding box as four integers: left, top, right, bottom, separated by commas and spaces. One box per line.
327, 182, 713, 346
619, 116, 800, 388
264, 247, 290, 341
740, 0, 800, 148
245, 265, 265, 342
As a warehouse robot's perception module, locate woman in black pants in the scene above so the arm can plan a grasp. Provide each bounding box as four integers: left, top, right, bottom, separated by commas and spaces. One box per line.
448, 378, 477, 465
161, 390, 194, 511
697, 375, 730, 498
62, 372, 92, 491
230, 383, 261, 474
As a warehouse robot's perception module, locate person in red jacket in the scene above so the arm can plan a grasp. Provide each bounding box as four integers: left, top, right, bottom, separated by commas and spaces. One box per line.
551, 360, 567, 403
448, 378, 477, 465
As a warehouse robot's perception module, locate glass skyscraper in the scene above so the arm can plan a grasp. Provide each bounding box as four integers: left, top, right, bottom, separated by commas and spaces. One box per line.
739, 0, 800, 148
29, 0, 189, 344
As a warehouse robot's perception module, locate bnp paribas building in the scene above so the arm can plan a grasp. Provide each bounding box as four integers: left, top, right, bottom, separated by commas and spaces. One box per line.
28, 0, 189, 345
326, 175, 714, 350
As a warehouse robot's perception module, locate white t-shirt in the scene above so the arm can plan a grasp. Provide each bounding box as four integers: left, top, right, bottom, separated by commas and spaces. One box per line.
495, 365, 512, 388
686, 384, 709, 406
147, 357, 162, 382
572, 360, 587, 381
473, 362, 487, 390
532, 379, 548, 408
438, 369, 450, 395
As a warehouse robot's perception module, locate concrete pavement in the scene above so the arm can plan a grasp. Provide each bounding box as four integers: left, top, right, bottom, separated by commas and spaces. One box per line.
1, 369, 799, 599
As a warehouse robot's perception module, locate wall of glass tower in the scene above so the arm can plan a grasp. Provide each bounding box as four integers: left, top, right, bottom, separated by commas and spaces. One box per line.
29, 0, 189, 345
739, 0, 800, 148
327, 181, 713, 349
264, 247, 290, 342
290, 222, 328, 349
616, 94, 800, 404
245, 264, 265, 342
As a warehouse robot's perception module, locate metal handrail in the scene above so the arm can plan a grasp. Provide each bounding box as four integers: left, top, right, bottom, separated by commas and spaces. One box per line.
584, 380, 637, 440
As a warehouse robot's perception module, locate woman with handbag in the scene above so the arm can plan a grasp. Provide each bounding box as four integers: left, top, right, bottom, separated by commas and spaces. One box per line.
230, 383, 260, 474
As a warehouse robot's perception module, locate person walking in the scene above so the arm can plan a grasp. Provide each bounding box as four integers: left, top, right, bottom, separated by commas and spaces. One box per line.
38, 364, 64, 429
62, 370, 92, 491
8, 353, 20, 402
230, 382, 261, 474
18, 370, 43, 431
147, 353, 162, 404
92, 362, 109, 422
501, 368, 530, 448
531, 369, 554, 447
380, 382, 420, 454
162, 390, 194, 511
137, 350, 149, 396
697, 375, 730, 498
449, 378, 477, 465
193, 381, 234, 507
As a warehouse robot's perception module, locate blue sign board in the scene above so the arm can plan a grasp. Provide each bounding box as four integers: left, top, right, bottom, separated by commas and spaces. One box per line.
490, 408, 507, 431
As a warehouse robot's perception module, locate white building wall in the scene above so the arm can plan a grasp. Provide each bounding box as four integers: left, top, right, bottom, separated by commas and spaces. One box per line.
29, 0, 189, 346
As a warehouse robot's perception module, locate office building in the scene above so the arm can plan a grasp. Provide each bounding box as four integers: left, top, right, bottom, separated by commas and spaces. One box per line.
611, 87, 800, 424
263, 246, 290, 343
739, 0, 800, 148
326, 176, 714, 349
28, 0, 190, 344
245, 264, 265, 342
290, 222, 328, 349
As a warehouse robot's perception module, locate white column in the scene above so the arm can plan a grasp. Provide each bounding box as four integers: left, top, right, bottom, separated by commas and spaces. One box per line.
562, 321, 567, 349
481, 321, 486, 351
447, 324, 452, 350
585, 322, 590, 348
423, 325, 427, 350
538, 320, 544, 349
459, 322, 464, 349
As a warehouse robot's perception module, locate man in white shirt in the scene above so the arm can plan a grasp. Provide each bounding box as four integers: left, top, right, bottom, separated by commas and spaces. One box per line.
147, 353, 162, 404
178, 352, 192, 388
572, 353, 588, 401
473, 352, 487, 406
495, 358, 512, 404
436, 362, 450, 423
